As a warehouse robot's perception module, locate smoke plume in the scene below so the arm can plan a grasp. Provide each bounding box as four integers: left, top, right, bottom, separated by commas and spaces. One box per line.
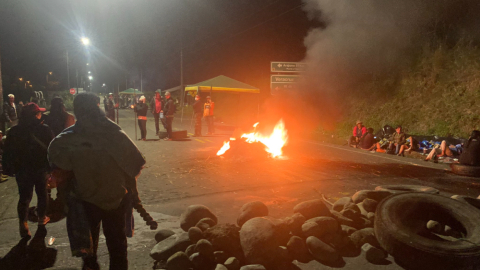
298, 0, 480, 125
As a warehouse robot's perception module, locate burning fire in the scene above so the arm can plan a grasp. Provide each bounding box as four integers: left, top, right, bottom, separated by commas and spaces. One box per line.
216, 141, 231, 156
217, 119, 288, 158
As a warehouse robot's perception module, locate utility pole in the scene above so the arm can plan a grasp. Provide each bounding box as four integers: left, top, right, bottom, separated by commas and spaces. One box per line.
180, 48, 185, 123
0, 48, 3, 108
66, 51, 70, 89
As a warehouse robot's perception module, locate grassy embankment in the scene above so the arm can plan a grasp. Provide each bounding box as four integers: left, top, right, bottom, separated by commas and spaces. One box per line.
335, 40, 480, 139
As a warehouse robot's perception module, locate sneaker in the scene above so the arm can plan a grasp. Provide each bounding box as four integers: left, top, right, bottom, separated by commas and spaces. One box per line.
164, 137, 171, 141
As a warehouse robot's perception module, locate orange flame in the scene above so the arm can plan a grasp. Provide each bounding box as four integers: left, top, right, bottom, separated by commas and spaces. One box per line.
216, 141, 231, 156
216, 119, 288, 158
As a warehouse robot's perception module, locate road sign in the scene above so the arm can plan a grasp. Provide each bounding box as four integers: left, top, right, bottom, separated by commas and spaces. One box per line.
270, 75, 302, 94
69, 88, 76, 95
271, 62, 307, 73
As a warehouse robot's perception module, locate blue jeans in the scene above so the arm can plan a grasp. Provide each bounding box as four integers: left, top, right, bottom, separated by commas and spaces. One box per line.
16, 170, 48, 228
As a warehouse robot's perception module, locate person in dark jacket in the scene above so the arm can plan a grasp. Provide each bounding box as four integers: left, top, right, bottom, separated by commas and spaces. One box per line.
106, 93, 116, 122
3, 94, 19, 131
459, 130, 480, 166
150, 92, 163, 135
3, 102, 54, 238
359, 128, 377, 150
44, 97, 76, 136
134, 96, 148, 141
193, 95, 203, 137
163, 91, 175, 141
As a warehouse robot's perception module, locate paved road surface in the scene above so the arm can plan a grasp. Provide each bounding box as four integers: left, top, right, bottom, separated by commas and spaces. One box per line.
0, 107, 479, 269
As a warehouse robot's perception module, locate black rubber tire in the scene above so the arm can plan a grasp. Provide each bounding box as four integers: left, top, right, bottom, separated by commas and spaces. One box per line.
375, 185, 439, 194
451, 195, 480, 211
375, 193, 480, 270
450, 163, 480, 177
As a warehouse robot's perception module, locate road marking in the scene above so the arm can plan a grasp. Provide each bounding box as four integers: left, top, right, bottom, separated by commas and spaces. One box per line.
195, 139, 205, 143
188, 133, 194, 136
204, 139, 212, 142
302, 140, 448, 170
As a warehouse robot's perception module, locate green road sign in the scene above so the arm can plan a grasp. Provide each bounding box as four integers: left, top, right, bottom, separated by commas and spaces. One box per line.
270, 75, 301, 94
271, 62, 307, 73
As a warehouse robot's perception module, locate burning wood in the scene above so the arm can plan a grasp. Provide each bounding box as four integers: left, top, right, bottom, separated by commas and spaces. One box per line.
217, 119, 288, 158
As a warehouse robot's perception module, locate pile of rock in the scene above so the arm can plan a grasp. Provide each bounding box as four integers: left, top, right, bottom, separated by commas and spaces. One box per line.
150, 188, 400, 270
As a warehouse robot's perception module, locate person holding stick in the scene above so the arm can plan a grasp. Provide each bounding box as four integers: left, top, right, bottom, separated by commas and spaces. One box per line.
48, 93, 146, 270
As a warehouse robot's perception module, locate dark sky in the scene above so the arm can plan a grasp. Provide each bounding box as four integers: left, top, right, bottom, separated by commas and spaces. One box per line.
0, 0, 317, 96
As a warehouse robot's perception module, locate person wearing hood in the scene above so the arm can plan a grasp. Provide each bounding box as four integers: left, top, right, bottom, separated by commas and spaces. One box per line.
134, 95, 148, 141
44, 97, 76, 136
48, 93, 145, 270
3, 102, 54, 238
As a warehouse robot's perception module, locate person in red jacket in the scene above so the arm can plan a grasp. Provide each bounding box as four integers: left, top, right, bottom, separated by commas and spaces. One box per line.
349, 120, 367, 147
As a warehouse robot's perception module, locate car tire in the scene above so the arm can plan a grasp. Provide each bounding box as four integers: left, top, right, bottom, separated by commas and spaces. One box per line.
450, 163, 480, 177
375, 193, 480, 270
375, 185, 439, 194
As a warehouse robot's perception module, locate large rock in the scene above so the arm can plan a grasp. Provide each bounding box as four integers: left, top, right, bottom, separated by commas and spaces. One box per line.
166, 251, 193, 270
225, 257, 241, 270
349, 228, 380, 249
341, 225, 357, 236
195, 239, 214, 257
196, 218, 217, 232
362, 198, 378, 212
204, 224, 244, 262
286, 236, 311, 263
351, 190, 394, 204
150, 233, 192, 261
216, 264, 229, 270
214, 251, 228, 264
188, 227, 204, 243
180, 205, 218, 232
240, 217, 281, 267
306, 236, 339, 263
155, 229, 175, 243
362, 243, 388, 263
185, 244, 196, 257
333, 197, 353, 212
189, 252, 216, 270
237, 201, 269, 227
293, 199, 330, 219
240, 265, 267, 270
282, 213, 306, 235
306, 217, 338, 234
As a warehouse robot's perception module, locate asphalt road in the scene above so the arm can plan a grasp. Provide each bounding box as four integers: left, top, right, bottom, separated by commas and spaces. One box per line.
0, 107, 479, 269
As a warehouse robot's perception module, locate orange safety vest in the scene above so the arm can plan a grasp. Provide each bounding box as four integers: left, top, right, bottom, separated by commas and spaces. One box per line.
204, 102, 214, 117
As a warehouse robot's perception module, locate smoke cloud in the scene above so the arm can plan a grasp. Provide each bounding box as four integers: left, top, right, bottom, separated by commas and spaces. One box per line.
298, 0, 480, 125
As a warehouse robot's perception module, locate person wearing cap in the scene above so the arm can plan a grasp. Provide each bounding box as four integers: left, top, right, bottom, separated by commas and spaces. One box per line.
48, 93, 145, 270
204, 96, 215, 135
150, 91, 163, 135
3, 102, 54, 238
163, 91, 175, 141
388, 125, 407, 155
349, 120, 367, 147
44, 97, 76, 136
134, 96, 148, 140
2, 94, 19, 131
106, 93, 117, 122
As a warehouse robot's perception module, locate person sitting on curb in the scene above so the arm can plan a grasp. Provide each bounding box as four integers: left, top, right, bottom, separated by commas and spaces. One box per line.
424, 140, 463, 162
349, 120, 367, 147
388, 125, 406, 156
359, 128, 377, 151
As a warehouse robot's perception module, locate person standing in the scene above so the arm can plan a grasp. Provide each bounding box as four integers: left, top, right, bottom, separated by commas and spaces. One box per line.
134, 96, 148, 141
3, 94, 19, 131
150, 92, 162, 135
163, 91, 175, 141
204, 96, 215, 135
48, 93, 146, 270
44, 97, 76, 136
3, 103, 54, 238
193, 95, 203, 137
106, 93, 116, 122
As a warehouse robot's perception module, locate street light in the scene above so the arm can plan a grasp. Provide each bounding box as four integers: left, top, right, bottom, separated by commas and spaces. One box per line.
88, 71, 91, 74
86, 63, 89, 66
89, 76, 93, 80
48, 72, 53, 75
19, 78, 23, 81
81, 37, 90, 46
102, 83, 106, 87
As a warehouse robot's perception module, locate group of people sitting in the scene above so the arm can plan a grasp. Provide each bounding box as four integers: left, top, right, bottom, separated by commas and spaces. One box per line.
348, 120, 480, 166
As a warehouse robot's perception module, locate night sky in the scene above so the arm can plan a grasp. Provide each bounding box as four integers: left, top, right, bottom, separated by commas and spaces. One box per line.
0, 0, 319, 98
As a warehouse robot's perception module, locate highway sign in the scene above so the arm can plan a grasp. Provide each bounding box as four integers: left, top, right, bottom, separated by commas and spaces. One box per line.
270, 75, 301, 94
69, 88, 76, 95
271, 62, 307, 73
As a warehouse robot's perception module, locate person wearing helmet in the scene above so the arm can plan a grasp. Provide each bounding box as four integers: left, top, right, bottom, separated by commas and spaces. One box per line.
204, 96, 215, 135
106, 93, 116, 122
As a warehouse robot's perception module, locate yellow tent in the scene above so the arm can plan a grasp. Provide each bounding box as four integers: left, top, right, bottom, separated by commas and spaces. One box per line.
185, 75, 260, 95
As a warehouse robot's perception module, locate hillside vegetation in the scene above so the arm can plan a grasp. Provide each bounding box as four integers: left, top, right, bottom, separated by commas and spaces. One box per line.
339, 40, 480, 138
